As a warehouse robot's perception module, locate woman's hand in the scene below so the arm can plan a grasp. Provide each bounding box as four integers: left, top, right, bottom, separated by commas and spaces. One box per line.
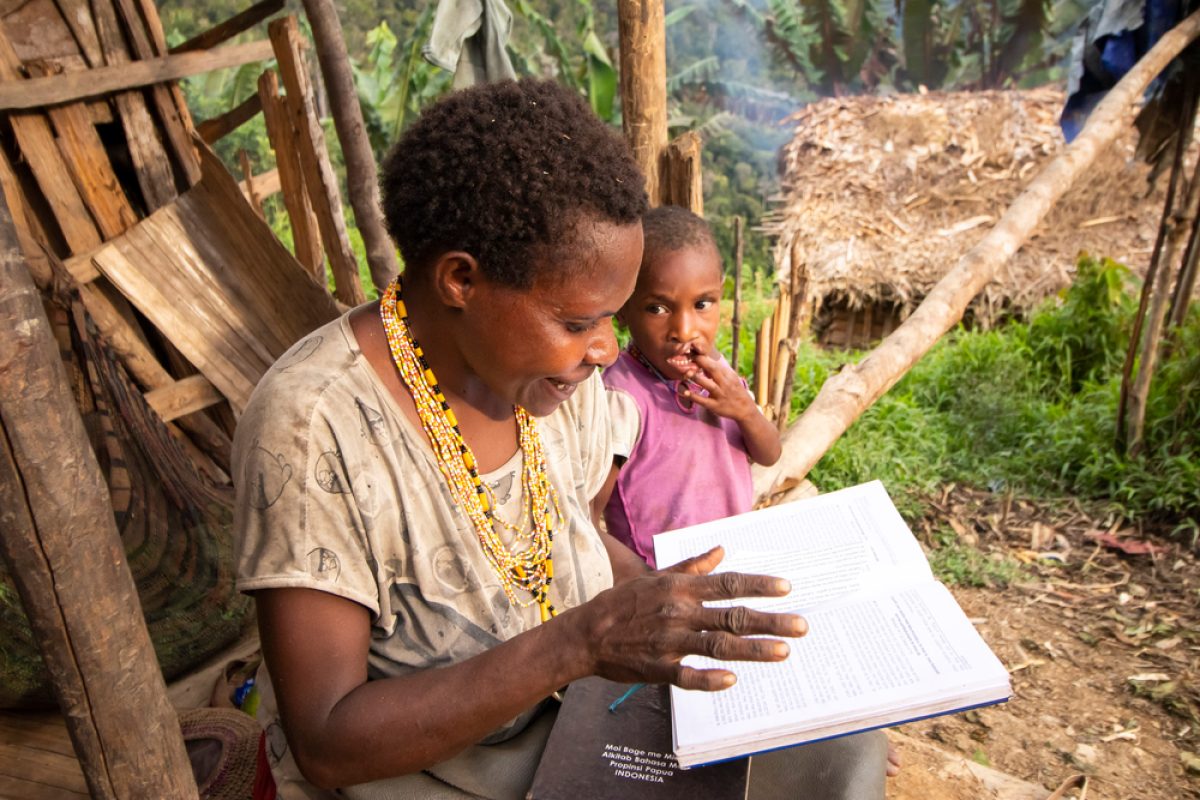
568, 546, 806, 691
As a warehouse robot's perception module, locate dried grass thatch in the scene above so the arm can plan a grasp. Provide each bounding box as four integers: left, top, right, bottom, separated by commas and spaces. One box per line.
764, 87, 1169, 327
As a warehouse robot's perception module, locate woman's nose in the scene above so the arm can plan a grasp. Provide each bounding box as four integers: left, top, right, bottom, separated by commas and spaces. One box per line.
585, 323, 619, 368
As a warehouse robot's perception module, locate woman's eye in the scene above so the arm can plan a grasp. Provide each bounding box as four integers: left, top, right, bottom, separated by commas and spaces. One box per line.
567, 322, 594, 333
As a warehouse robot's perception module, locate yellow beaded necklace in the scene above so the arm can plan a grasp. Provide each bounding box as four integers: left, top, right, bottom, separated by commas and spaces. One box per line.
380, 278, 561, 621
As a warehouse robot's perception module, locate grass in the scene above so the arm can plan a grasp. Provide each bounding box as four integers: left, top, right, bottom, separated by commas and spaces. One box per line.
742, 255, 1199, 544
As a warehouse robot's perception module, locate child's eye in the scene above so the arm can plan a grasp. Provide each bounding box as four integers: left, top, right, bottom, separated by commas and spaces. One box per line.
696, 299, 715, 311
646, 304, 667, 315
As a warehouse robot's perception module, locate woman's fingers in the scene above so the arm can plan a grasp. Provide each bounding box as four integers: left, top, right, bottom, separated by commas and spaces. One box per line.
699, 604, 808, 638
690, 569, 792, 602
664, 546, 725, 576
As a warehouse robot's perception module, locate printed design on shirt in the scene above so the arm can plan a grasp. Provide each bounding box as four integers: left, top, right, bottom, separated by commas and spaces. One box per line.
431, 544, 474, 594
487, 471, 514, 505
307, 547, 341, 582
356, 397, 393, 446
245, 442, 292, 509
265, 721, 288, 764
388, 583, 505, 665
315, 448, 350, 494
277, 335, 322, 372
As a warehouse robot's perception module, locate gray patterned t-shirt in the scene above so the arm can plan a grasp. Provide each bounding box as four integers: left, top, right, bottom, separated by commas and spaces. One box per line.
234, 312, 614, 796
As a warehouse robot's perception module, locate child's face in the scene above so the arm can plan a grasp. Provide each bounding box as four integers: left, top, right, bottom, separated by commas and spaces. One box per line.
618, 244, 723, 381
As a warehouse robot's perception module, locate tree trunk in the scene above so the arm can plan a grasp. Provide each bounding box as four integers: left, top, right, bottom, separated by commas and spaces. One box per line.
300, 0, 398, 294
753, 8, 1200, 505
0, 195, 198, 799
662, 131, 703, 213
617, 0, 667, 204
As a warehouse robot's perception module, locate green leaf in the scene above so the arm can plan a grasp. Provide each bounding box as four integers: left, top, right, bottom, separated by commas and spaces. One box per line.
581, 31, 616, 120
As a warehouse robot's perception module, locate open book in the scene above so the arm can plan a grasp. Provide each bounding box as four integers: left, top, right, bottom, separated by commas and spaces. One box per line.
653, 480, 1011, 769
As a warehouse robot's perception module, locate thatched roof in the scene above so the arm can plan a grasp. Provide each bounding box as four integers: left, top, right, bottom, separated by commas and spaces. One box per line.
764, 87, 1168, 325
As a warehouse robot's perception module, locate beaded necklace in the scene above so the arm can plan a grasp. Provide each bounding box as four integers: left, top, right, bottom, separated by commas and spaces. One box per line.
380, 278, 561, 621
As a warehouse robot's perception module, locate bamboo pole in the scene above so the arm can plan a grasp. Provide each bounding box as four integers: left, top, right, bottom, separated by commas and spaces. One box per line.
0, 194, 199, 799
617, 0, 667, 204
753, 9, 1200, 505
300, 0, 398, 294
776, 243, 809, 431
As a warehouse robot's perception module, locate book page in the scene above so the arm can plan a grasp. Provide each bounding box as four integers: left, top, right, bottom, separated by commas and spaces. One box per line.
671, 581, 1009, 754
653, 481, 931, 609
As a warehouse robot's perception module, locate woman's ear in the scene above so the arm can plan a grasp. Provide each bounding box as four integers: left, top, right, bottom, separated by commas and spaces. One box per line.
430, 252, 483, 310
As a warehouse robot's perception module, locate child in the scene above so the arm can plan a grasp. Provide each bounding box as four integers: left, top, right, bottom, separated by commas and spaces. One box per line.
597, 205, 781, 568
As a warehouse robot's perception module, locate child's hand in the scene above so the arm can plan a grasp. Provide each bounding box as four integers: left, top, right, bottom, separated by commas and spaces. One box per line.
680, 352, 758, 423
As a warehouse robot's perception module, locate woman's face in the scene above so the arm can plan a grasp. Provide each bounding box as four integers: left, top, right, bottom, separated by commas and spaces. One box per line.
458, 220, 643, 417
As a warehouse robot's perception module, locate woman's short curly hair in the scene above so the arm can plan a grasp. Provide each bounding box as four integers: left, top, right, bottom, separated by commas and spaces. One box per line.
380, 79, 648, 288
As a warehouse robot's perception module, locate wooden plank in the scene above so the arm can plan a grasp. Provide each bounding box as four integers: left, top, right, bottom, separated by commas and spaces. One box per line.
268, 16, 365, 306
27, 61, 139, 240
145, 374, 225, 422
84, 142, 340, 413
173, 0, 285, 53
50, 0, 104, 68
0, 712, 76, 758
109, 0, 201, 185
196, 91, 262, 144
0, 196, 201, 800
240, 167, 281, 200
89, 0, 177, 210
0, 39, 275, 110
0, 746, 88, 793
128, 0, 202, 167
0, 770, 88, 799
259, 68, 323, 279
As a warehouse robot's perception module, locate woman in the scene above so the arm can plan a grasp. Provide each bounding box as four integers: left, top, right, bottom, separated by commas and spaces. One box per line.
234, 78, 885, 799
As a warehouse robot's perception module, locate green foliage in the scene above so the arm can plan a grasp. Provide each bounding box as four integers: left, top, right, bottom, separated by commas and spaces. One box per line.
782, 254, 1200, 536
352, 16, 453, 155
928, 528, 1023, 587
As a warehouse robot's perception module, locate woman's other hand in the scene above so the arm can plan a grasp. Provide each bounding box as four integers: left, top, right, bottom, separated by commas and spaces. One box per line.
568, 545, 806, 691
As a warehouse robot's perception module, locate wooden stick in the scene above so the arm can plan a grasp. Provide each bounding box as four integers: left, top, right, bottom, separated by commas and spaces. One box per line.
0, 40, 275, 111
240, 149, 264, 218
731, 216, 744, 373
268, 16, 365, 305
617, 0, 667, 204
300, 0, 398, 294
145, 374, 226, 422
752, 8, 1200, 505
259, 68, 325, 281
172, 0, 285, 53
776, 241, 808, 431
197, 92, 263, 144
0, 193, 200, 800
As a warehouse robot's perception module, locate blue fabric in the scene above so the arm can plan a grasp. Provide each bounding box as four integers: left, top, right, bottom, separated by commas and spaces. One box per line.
1061, 0, 1186, 141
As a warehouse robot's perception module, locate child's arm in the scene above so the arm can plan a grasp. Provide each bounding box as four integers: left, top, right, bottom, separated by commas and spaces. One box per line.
592, 461, 650, 584
681, 352, 782, 467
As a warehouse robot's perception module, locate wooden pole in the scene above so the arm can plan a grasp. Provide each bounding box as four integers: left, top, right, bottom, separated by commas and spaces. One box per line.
776, 242, 809, 431
0, 196, 199, 799
753, 8, 1200, 506
299, 0, 399, 294
731, 216, 744, 373
662, 131, 703, 213
617, 0, 667, 204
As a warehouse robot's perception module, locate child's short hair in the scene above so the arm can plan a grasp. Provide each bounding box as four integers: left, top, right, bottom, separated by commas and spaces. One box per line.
380, 79, 647, 288
641, 205, 719, 271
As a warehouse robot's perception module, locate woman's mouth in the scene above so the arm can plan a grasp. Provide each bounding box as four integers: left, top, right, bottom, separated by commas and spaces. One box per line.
546, 377, 577, 398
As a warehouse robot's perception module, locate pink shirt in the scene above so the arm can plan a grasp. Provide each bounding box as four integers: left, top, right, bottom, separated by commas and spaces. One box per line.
602, 351, 754, 568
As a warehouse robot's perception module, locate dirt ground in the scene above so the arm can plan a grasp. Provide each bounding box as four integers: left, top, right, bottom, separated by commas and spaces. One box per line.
890, 485, 1200, 799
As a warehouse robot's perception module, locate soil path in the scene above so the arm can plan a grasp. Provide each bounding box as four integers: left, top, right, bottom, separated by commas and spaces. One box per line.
892, 486, 1199, 799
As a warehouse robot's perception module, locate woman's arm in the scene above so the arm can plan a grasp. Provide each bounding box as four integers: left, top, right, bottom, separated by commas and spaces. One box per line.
259, 547, 803, 789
